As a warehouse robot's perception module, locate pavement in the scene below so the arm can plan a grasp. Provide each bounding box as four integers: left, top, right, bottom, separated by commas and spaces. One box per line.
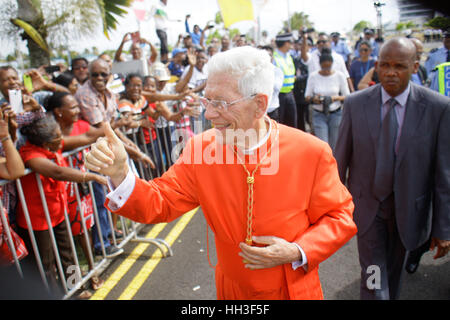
92, 207, 449, 300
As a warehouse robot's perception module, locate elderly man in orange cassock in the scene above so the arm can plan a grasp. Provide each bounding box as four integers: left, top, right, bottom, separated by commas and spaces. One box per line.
85, 46, 357, 300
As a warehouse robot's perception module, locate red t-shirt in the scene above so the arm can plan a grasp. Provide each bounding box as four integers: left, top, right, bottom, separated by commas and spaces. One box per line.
17, 141, 68, 231
71, 119, 91, 136
143, 102, 157, 144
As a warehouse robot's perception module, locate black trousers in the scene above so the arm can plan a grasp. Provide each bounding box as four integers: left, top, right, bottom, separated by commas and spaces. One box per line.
267, 108, 280, 123
357, 195, 407, 300
18, 221, 75, 295
156, 29, 169, 56
278, 91, 297, 129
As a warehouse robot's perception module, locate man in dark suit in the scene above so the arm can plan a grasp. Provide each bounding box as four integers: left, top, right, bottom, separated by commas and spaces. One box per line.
335, 37, 450, 300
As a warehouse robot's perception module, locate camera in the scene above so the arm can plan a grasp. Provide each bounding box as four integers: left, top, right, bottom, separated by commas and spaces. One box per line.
300, 27, 315, 35
45, 65, 60, 74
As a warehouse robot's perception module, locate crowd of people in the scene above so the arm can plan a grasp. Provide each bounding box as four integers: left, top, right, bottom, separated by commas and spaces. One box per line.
0, 2, 449, 300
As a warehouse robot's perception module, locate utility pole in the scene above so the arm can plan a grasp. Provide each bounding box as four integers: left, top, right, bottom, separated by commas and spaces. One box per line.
286, 0, 291, 31
373, 1, 386, 39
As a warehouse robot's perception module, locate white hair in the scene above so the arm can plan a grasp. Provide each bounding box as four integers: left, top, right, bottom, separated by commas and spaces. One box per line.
207, 46, 274, 101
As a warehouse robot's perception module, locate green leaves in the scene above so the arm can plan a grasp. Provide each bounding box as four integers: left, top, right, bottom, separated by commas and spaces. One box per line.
96, 0, 132, 39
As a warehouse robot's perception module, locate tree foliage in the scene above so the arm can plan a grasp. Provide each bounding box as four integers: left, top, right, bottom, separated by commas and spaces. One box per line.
1, 0, 132, 67
425, 16, 450, 31
395, 21, 415, 31
283, 12, 314, 31
353, 20, 373, 33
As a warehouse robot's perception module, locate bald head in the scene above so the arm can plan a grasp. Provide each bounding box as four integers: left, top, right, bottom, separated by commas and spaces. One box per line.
379, 37, 416, 63
409, 38, 424, 62
89, 58, 111, 93
376, 37, 419, 97
89, 58, 110, 74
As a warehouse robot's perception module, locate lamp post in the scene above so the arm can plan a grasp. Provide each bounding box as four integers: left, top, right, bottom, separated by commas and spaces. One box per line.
373, 1, 386, 39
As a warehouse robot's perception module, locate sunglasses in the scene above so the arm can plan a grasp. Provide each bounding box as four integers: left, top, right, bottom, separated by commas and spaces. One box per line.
91, 72, 110, 78
317, 40, 328, 44
359, 48, 369, 52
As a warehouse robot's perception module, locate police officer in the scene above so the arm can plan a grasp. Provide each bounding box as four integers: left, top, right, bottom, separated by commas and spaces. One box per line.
425, 29, 450, 75
273, 32, 298, 128
427, 29, 450, 95
331, 32, 351, 70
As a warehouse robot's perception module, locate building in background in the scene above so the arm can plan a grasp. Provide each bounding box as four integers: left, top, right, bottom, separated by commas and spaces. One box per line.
396, 0, 437, 25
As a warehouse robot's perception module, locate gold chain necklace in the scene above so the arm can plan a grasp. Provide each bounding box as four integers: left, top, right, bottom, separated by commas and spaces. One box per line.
232, 120, 279, 247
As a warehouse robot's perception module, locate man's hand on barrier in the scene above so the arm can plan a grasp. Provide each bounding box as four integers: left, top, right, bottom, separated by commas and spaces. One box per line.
85, 122, 128, 187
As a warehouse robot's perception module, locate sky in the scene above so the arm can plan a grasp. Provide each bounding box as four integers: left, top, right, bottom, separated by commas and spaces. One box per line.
3, 0, 400, 57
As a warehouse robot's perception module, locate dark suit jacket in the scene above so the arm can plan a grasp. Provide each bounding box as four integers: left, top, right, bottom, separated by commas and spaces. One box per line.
335, 82, 450, 251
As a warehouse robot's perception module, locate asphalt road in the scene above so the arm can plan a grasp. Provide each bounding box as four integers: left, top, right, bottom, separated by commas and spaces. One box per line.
93, 207, 449, 301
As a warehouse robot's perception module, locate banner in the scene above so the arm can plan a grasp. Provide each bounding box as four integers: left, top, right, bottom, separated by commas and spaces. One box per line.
217, 0, 255, 28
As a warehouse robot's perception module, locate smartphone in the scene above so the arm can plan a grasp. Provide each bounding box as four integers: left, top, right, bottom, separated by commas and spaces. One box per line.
45, 65, 60, 73
131, 31, 141, 44
23, 74, 33, 92
8, 89, 23, 114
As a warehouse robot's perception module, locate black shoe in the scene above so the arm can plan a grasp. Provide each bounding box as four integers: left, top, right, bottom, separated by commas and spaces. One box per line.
95, 246, 124, 258
405, 262, 419, 274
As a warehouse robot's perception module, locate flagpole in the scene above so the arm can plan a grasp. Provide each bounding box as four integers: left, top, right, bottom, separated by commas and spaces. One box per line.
286, 0, 291, 31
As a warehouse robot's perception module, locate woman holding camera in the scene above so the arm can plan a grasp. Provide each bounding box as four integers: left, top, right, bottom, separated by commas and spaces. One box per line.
305, 49, 350, 151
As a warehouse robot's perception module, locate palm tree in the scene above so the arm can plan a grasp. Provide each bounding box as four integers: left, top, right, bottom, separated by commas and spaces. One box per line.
283, 12, 314, 32
6, 0, 132, 67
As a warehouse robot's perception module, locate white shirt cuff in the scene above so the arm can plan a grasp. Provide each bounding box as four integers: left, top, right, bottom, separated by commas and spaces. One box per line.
291, 242, 308, 272
106, 167, 136, 211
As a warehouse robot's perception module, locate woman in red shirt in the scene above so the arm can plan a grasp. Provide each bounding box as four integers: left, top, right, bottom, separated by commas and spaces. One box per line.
44, 92, 106, 294
17, 114, 106, 295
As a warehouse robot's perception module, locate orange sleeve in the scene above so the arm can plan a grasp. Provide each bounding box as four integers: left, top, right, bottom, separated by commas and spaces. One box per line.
105, 138, 200, 224
295, 143, 357, 271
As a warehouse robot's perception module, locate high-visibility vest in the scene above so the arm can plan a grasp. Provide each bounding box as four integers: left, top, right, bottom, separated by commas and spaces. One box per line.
436, 62, 450, 97
273, 51, 296, 93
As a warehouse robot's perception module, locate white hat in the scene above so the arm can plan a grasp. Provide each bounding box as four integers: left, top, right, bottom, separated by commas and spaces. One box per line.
149, 62, 170, 81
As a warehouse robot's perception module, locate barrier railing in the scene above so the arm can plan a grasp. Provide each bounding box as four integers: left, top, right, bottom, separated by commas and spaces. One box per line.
0, 106, 211, 299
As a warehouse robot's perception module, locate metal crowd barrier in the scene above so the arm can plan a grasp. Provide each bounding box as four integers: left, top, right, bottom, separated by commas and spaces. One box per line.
0, 109, 211, 299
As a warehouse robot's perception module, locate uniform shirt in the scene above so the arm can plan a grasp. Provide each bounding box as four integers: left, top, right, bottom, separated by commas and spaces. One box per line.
425, 47, 450, 75
331, 40, 351, 63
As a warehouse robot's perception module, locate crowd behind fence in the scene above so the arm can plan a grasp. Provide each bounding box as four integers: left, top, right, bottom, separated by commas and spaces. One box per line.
0, 115, 211, 299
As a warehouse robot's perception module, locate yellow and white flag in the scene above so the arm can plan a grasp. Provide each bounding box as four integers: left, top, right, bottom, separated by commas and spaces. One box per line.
217, 0, 255, 28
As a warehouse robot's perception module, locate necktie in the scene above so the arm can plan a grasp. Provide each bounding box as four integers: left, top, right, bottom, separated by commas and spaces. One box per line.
373, 98, 398, 202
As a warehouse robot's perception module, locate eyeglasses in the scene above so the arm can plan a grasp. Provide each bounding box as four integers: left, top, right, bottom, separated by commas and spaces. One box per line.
91, 72, 110, 78
359, 48, 369, 52
199, 94, 257, 111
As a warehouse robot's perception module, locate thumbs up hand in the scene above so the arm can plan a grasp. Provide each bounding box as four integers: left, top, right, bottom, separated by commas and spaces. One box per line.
85, 122, 129, 187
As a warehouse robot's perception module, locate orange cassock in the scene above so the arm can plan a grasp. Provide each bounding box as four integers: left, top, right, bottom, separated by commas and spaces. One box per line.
106, 121, 357, 299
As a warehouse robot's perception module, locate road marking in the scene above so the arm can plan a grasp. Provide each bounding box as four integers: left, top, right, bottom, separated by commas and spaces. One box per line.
118, 207, 199, 300
90, 222, 168, 300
